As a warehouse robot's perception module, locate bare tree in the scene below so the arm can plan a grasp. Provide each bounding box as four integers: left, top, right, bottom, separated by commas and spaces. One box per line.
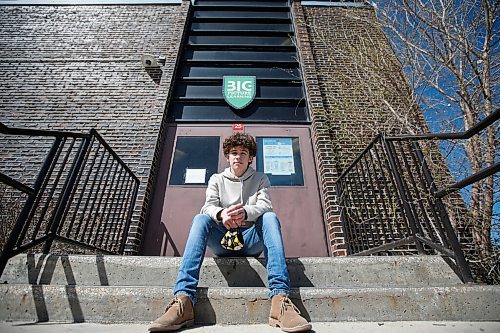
374, 0, 499, 258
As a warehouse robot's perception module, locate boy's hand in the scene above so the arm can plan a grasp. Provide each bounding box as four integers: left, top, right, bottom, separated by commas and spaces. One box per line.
221, 204, 246, 229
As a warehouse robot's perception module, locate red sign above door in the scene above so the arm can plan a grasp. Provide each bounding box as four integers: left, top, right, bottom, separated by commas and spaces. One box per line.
232, 123, 244, 131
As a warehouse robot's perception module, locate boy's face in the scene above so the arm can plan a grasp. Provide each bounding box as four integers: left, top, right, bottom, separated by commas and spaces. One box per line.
227, 146, 253, 177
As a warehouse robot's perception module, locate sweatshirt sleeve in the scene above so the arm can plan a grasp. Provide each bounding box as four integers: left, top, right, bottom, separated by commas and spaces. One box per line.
244, 174, 273, 222
200, 174, 223, 222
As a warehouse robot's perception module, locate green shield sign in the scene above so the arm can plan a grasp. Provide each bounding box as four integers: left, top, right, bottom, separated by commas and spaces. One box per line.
223, 76, 256, 109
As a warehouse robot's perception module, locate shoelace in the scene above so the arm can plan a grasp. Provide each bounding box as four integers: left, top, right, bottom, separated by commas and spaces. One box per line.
279, 296, 301, 318
165, 296, 184, 316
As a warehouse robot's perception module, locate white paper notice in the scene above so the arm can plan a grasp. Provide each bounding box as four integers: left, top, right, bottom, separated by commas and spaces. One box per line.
263, 138, 295, 175
185, 168, 206, 184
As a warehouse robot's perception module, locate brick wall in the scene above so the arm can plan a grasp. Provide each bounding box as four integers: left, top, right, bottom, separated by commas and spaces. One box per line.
293, 2, 429, 255
0, 2, 190, 254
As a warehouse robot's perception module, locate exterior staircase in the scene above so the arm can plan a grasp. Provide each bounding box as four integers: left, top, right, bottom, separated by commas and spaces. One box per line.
1, 254, 499, 324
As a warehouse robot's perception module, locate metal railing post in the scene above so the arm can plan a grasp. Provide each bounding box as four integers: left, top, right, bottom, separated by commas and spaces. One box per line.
412, 142, 474, 283
381, 134, 426, 254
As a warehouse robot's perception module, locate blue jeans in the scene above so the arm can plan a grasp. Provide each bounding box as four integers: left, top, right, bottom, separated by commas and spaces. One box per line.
173, 212, 290, 304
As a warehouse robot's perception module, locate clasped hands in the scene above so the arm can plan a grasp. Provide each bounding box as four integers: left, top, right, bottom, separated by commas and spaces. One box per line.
221, 204, 246, 229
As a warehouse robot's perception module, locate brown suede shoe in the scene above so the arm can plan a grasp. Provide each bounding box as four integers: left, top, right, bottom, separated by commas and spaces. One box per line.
269, 294, 312, 332
148, 294, 194, 332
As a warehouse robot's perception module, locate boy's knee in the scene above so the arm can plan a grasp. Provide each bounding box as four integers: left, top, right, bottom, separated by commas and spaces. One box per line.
263, 211, 277, 219
192, 214, 213, 228
261, 212, 281, 228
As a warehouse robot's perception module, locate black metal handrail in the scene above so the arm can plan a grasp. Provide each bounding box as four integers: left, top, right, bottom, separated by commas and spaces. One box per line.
385, 108, 500, 141
336, 109, 499, 283
0, 123, 140, 276
0, 122, 87, 138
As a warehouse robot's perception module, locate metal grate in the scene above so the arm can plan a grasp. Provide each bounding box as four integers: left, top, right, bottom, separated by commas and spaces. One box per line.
167, 0, 308, 122
0, 124, 139, 276
336, 109, 500, 282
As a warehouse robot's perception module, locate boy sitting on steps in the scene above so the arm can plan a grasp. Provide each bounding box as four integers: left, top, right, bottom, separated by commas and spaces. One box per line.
149, 132, 312, 332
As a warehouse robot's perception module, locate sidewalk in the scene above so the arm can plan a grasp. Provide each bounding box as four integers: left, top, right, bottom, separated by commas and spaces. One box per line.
1, 322, 499, 333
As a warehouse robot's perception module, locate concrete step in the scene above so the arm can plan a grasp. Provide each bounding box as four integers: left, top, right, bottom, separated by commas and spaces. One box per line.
2, 322, 500, 333
1, 284, 499, 323
1, 254, 463, 288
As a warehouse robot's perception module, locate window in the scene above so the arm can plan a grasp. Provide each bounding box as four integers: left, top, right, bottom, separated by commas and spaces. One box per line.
169, 136, 220, 185
256, 137, 304, 186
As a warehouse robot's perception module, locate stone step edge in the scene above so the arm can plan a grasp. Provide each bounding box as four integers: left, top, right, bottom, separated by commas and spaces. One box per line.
2, 254, 463, 287
6, 254, 454, 265
3, 254, 460, 277
0, 283, 472, 290
1, 284, 498, 323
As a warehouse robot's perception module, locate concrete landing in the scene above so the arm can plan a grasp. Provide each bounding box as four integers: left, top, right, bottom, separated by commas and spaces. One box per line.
1, 322, 499, 333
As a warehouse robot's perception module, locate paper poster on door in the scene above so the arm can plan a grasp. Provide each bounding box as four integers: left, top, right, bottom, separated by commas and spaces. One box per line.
263, 138, 295, 175
185, 168, 206, 184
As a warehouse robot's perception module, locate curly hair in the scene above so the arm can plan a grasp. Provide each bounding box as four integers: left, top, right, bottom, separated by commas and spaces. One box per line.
223, 132, 257, 157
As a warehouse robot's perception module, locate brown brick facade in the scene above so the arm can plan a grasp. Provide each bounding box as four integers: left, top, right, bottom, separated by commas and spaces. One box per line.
292, 1, 429, 256
0, 2, 190, 254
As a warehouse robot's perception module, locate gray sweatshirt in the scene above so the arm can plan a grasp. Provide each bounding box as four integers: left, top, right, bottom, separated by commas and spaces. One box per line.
200, 166, 273, 226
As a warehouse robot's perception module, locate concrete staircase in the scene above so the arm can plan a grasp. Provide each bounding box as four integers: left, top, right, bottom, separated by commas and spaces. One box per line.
0, 254, 499, 324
